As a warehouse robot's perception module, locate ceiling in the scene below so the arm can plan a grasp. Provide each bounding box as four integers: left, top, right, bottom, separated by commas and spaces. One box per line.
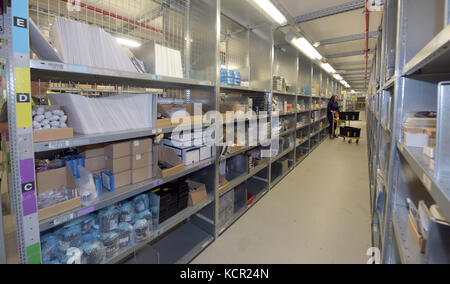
276, 0, 384, 92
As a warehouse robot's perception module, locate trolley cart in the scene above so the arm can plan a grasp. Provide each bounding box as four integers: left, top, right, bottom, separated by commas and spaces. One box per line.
339, 112, 362, 144
332, 112, 340, 138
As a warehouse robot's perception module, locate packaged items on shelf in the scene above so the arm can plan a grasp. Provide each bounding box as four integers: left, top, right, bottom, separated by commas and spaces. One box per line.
134, 219, 150, 243
273, 76, 286, 92
80, 240, 105, 264
99, 207, 120, 233
218, 175, 230, 196
157, 104, 203, 128
101, 170, 132, 192
220, 69, 242, 86
247, 148, 266, 172
76, 166, 99, 206
36, 167, 81, 221
163, 138, 200, 166
218, 190, 235, 227
33, 106, 74, 143
133, 40, 182, 77
402, 112, 437, 148
48, 93, 154, 135
102, 231, 120, 258
50, 17, 142, 73
119, 202, 136, 224
117, 223, 134, 249
312, 84, 320, 96
157, 146, 185, 178
134, 194, 150, 214
186, 180, 208, 207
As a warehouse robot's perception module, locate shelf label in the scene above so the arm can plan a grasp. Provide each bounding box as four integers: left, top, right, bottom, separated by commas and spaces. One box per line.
153, 180, 163, 187
78, 206, 95, 217
48, 141, 70, 150
52, 213, 76, 226
199, 163, 207, 169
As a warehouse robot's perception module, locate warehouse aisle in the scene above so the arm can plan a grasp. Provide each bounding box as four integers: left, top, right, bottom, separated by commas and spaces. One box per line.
193, 114, 371, 264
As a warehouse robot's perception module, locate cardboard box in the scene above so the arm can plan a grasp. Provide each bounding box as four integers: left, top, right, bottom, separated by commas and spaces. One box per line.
132, 166, 153, 184
132, 152, 152, 170
186, 180, 207, 207
115, 170, 132, 189
158, 147, 185, 178
164, 145, 200, 166
105, 156, 131, 174
408, 214, 427, 253
131, 138, 153, 155
157, 104, 203, 127
33, 106, 74, 143
199, 146, 212, 161
218, 175, 230, 195
278, 159, 289, 173
36, 167, 81, 221
105, 141, 131, 159
85, 156, 106, 173
312, 84, 320, 96
80, 145, 105, 159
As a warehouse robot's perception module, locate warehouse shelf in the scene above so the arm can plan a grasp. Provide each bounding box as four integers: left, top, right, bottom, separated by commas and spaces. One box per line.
105, 195, 214, 264
278, 112, 297, 117
383, 76, 395, 90
273, 91, 297, 97
296, 137, 310, 147
381, 123, 392, 138
39, 158, 215, 232
222, 114, 270, 124
220, 146, 256, 161
271, 168, 293, 189
279, 129, 295, 136
297, 109, 311, 114
34, 123, 211, 152
220, 162, 268, 197
297, 94, 312, 98
220, 84, 269, 93
397, 143, 450, 219
392, 207, 425, 264
296, 123, 311, 130
219, 188, 269, 235
153, 222, 215, 264
402, 24, 450, 78
271, 147, 294, 164
30, 60, 215, 89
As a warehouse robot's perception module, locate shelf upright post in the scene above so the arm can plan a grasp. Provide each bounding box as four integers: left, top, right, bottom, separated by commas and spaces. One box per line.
382, 0, 408, 264
5, 0, 41, 264
267, 26, 275, 190
213, 0, 221, 239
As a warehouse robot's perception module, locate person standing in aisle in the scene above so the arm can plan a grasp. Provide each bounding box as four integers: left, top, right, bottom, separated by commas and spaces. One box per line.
327, 95, 340, 139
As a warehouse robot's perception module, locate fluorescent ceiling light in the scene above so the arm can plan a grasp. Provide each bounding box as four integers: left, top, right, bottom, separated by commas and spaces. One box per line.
321, 63, 336, 74
253, 0, 288, 25
290, 37, 323, 60
116, 37, 141, 48
333, 74, 343, 81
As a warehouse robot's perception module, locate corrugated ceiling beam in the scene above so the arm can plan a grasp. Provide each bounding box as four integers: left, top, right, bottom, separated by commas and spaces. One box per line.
334, 61, 372, 67
317, 31, 379, 46
294, 0, 366, 23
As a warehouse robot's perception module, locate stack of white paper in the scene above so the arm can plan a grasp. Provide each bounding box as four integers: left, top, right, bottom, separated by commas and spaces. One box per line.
50, 17, 141, 72
48, 93, 153, 135
154, 43, 183, 78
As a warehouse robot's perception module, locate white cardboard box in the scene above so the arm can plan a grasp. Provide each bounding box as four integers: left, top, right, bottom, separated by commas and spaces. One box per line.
200, 146, 212, 161
164, 144, 200, 166
404, 133, 429, 148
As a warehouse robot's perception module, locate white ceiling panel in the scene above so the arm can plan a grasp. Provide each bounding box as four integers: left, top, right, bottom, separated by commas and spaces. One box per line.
298, 9, 383, 43
318, 38, 378, 56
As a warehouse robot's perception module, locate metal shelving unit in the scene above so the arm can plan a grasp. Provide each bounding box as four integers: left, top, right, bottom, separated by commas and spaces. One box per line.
367, 0, 450, 264
0, 0, 344, 264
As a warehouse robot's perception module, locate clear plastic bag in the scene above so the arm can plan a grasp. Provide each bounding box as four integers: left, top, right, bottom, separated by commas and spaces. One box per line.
76, 166, 98, 206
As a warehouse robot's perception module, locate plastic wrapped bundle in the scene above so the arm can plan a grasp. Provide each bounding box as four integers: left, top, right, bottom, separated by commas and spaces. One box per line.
102, 231, 120, 258
134, 219, 150, 243
81, 240, 105, 264
117, 223, 134, 249
98, 207, 119, 233
48, 93, 153, 135
119, 202, 135, 224
56, 226, 82, 254
136, 210, 153, 233
133, 194, 149, 214
41, 234, 60, 263
50, 17, 140, 72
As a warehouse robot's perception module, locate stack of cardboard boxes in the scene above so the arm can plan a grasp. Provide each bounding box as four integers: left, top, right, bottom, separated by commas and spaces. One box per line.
81, 138, 154, 193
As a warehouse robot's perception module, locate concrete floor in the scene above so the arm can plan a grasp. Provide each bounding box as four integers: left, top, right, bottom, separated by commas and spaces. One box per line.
193, 116, 371, 264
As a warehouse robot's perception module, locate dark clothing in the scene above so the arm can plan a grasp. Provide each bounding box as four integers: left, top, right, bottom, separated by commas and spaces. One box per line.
327, 100, 340, 120
327, 100, 340, 135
